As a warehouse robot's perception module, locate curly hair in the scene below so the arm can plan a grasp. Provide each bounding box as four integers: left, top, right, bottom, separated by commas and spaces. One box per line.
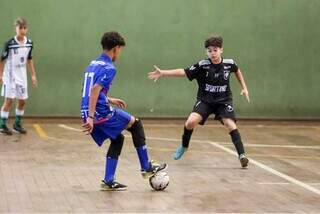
204, 35, 223, 48
101, 31, 126, 50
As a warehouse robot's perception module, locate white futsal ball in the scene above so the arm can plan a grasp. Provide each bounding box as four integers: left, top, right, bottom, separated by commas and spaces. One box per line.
149, 171, 169, 191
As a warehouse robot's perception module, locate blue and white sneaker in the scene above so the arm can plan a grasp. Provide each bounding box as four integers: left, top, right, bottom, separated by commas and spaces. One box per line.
173, 146, 187, 160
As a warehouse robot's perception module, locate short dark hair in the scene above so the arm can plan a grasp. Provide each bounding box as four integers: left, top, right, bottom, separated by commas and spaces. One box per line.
204, 35, 223, 48
101, 31, 126, 50
14, 17, 28, 27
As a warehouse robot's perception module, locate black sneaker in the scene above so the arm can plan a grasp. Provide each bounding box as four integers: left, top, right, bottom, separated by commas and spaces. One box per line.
13, 123, 27, 134
100, 180, 127, 191
141, 161, 168, 179
239, 154, 249, 168
0, 125, 13, 135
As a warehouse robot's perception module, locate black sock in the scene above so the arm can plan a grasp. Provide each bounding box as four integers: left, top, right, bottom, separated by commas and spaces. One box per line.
229, 129, 245, 156
182, 126, 193, 148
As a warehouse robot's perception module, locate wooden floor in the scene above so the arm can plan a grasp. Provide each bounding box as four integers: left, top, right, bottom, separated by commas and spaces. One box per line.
0, 119, 319, 213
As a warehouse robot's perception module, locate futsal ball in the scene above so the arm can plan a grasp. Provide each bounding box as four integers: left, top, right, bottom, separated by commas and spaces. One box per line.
149, 171, 169, 191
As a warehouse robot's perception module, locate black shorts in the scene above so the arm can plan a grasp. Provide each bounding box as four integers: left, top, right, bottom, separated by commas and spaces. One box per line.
192, 100, 236, 125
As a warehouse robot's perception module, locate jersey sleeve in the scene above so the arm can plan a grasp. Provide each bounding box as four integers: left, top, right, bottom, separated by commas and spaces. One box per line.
230, 60, 239, 73
0, 41, 9, 61
27, 41, 33, 60
184, 62, 203, 81
96, 68, 116, 88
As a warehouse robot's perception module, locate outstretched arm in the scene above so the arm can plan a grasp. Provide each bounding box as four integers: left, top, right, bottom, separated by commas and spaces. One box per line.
234, 69, 250, 103
148, 65, 185, 82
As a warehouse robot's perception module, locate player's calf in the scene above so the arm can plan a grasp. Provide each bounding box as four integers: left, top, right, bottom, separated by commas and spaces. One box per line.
102, 134, 124, 187
13, 109, 27, 134
127, 118, 168, 177
229, 129, 249, 168
173, 126, 193, 160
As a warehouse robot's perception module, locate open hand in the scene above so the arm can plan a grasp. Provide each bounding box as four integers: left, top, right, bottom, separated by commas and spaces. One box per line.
148, 65, 163, 82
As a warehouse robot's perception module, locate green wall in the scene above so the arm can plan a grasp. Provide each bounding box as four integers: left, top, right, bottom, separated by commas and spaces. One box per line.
0, 0, 319, 119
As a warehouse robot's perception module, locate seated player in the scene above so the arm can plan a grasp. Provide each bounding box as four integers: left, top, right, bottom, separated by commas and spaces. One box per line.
148, 35, 250, 168
81, 31, 167, 191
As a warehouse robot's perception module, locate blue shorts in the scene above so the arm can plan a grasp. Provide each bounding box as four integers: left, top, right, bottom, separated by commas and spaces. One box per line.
91, 109, 132, 146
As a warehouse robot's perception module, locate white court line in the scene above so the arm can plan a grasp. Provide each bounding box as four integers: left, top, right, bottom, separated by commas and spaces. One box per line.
58, 124, 82, 132
258, 182, 320, 186
133, 136, 320, 150
258, 182, 291, 185
208, 141, 320, 196
58, 124, 320, 150
219, 143, 320, 150
58, 124, 320, 196
129, 135, 320, 196
142, 123, 320, 129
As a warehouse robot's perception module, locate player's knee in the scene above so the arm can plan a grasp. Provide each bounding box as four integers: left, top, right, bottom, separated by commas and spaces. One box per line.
4, 98, 13, 107
107, 134, 124, 158
127, 118, 141, 132
185, 119, 198, 130
126, 116, 136, 128
126, 118, 146, 148
17, 99, 26, 107
223, 118, 236, 131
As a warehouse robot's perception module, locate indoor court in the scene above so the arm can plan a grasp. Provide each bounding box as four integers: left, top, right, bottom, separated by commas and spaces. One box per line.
0, 0, 320, 213
0, 119, 319, 213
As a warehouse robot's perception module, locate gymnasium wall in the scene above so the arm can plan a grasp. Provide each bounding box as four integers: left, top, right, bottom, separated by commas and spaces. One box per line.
0, 0, 319, 119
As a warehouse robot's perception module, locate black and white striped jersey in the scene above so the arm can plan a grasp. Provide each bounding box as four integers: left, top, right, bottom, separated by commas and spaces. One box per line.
0, 36, 33, 87
185, 58, 238, 103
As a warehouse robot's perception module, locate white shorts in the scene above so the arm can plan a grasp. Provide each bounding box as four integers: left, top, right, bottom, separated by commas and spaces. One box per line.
1, 84, 28, 100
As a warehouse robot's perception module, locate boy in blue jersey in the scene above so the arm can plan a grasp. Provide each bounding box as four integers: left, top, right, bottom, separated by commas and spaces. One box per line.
81, 31, 167, 191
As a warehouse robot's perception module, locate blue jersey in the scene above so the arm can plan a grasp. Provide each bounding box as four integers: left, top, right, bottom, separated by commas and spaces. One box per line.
81, 53, 116, 122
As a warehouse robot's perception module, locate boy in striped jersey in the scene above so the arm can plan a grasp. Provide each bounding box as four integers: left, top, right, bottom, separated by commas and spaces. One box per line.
0, 17, 38, 135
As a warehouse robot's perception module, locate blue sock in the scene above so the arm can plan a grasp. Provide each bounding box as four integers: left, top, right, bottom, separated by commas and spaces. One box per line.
104, 157, 118, 183
136, 145, 150, 171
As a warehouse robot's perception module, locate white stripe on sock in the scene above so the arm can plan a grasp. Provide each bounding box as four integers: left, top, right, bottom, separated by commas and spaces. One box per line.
15, 109, 24, 116
1, 110, 9, 119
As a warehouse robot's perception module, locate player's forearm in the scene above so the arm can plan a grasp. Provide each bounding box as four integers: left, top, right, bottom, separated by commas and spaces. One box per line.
107, 96, 115, 104
0, 61, 5, 76
160, 69, 186, 77
27, 60, 36, 77
88, 84, 102, 117
235, 69, 248, 91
